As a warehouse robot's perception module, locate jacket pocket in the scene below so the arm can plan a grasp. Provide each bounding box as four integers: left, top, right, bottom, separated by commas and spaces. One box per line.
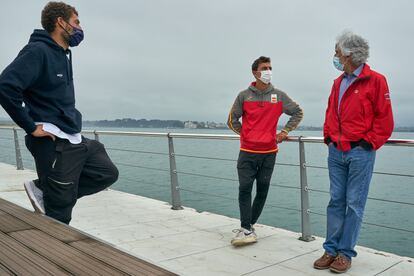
244, 129, 275, 148
51, 142, 65, 173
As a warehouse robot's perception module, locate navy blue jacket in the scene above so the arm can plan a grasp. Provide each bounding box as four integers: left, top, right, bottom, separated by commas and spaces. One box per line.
0, 29, 82, 134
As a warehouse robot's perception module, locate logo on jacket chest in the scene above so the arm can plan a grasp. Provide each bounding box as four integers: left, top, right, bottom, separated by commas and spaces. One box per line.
271, 94, 278, 103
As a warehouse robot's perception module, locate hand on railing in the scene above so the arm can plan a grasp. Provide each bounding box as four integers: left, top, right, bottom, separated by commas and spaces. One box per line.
276, 131, 288, 143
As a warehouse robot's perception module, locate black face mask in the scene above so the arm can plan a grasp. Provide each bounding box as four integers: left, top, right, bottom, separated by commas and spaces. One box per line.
60, 22, 84, 47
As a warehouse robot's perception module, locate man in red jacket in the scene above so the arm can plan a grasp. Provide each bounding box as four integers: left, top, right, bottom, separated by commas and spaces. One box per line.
227, 56, 303, 246
314, 31, 393, 273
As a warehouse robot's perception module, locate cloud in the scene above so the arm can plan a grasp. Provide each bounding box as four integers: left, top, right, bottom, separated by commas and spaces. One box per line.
0, 0, 413, 126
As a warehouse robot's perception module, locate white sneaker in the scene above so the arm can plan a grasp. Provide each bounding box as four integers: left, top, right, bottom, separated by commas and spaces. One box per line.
24, 181, 45, 214
251, 225, 256, 233
231, 228, 257, 246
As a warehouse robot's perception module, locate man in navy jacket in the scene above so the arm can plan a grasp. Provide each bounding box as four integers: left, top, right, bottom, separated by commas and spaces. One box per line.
0, 2, 118, 224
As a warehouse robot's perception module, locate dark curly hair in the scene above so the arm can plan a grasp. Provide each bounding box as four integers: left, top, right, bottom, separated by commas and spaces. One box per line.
41, 2, 78, 33
252, 56, 271, 71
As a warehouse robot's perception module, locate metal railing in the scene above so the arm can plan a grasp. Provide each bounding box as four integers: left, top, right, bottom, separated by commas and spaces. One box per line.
1, 125, 413, 242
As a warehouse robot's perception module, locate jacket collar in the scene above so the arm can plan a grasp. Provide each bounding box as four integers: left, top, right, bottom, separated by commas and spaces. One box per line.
334, 63, 371, 88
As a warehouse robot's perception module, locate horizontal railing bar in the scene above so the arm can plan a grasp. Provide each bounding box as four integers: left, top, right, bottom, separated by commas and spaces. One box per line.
309, 211, 414, 233
362, 221, 414, 233
180, 187, 301, 213
177, 171, 238, 182
267, 204, 301, 213
114, 162, 170, 172
307, 165, 414, 178
307, 165, 328, 169
180, 187, 235, 199
372, 171, 414, 178
175, 154, 237, 162
1, 126, 413, 146
308, 211, 327, 217
83, 130, 170, 137
169, 133, 238, 140
120, 176, 168, 188
106, 147, 168, 156
367, 197, 414, 206
308, 188, 414, 206
177, 171, 300, 190
271, 184, 301, 190
276, 162, 301, 167
287, 137, 414, 147
174, 153, 300, 167
308, 188, 329, 194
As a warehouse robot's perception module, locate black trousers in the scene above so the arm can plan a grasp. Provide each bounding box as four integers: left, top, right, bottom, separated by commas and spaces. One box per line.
25, 135, 119, 224
237, 151, 276, 230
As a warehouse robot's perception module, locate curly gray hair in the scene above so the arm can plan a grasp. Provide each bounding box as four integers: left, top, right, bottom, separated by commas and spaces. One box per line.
336, 31, 369, 67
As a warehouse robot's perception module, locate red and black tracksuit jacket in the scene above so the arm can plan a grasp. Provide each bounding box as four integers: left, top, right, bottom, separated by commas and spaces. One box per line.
227, 83, 303, 153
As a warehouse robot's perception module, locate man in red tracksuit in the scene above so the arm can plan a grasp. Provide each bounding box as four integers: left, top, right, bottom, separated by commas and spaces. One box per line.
314, 31, 394, 273
227, 56, 303, 246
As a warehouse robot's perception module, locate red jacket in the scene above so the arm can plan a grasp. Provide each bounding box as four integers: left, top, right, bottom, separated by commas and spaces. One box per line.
324, 64, 394, 151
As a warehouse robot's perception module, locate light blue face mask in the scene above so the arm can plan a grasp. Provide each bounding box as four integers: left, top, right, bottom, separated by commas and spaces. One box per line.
333, 56, 344, 71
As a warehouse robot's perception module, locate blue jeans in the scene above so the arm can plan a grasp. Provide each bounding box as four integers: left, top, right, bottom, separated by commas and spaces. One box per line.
323, 144, 376, 260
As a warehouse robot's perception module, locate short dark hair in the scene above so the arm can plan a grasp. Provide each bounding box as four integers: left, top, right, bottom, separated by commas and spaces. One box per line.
251, 56, 271, 71
41, 1, 78, 33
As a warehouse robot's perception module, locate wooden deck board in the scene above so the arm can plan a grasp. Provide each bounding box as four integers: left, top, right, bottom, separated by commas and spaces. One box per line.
0, 212, 33, 233
10, 229, 129, 275
0, 198, 87, 243
0, 232, 69, 275
0, 263, 13, 276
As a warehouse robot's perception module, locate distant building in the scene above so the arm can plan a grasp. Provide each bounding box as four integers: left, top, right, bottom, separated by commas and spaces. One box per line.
184, 121, 198, 129
206, 121, 216, 129
215, 123, 227, 129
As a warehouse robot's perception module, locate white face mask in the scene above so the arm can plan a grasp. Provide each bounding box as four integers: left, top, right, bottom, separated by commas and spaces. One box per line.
259, 70, 272, 84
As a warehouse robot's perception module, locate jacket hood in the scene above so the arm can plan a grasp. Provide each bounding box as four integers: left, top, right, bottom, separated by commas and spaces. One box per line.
29, 29, 64, 51
248, 81, 274, 95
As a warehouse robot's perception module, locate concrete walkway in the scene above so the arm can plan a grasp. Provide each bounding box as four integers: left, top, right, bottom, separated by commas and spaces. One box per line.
0, 162, 412, 276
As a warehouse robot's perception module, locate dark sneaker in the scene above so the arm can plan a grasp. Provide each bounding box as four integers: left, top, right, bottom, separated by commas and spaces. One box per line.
230, 228, 257, 246
330, 255, 352, 273
24, 181, 45, 214
313, 252, 336, 269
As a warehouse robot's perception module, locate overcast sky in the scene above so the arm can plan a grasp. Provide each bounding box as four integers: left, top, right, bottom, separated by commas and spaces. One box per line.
0, 0, 413, 126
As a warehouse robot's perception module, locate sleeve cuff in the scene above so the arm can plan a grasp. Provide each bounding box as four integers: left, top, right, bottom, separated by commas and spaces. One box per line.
24, 124, 37, 134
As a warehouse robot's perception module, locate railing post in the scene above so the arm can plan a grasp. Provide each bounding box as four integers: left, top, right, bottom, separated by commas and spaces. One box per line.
94, 130, 100, 142
13, 128, 24, 170
168, 134, 183, 210
298, 136, 314, 241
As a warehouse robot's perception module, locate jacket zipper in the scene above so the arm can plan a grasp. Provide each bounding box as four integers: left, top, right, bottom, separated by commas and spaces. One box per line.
336, 76, 365, 150
335, 88, 342, 149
